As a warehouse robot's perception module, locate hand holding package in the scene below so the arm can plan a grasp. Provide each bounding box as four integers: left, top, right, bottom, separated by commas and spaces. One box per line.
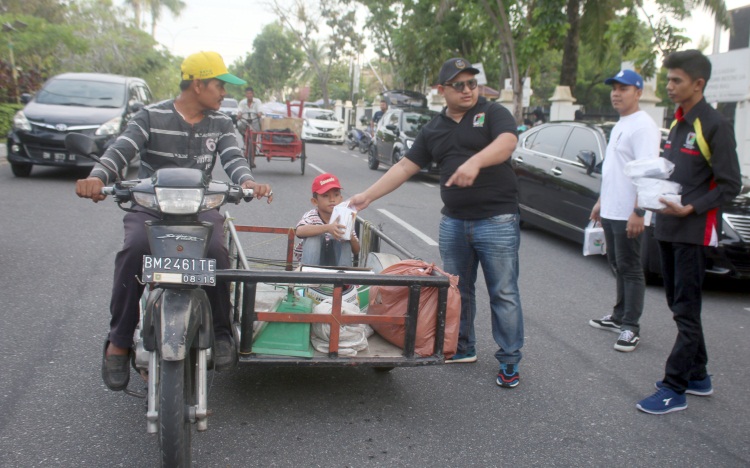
330, 202, 357, 240
634, 178, 682, 210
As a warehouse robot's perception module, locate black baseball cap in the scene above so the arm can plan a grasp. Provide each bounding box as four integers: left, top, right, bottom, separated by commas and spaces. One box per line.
438, 58, 480, 85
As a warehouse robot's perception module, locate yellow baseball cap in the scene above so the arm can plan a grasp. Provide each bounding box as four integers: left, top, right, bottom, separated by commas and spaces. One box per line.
180, 51, 247, 85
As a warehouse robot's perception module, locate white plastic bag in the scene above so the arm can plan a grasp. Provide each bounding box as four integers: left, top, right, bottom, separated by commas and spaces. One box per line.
624, 158, 675, 179
330, 201, 357, 240
583, 220, 606, 256
310, 299, 373, 356
633, 178, 683, 210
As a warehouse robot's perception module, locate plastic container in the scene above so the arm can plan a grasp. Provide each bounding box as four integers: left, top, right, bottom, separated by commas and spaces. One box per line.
251, 293, 315, 358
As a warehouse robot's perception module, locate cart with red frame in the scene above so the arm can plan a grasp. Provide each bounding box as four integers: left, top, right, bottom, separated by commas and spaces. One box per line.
240, 101, 306, 175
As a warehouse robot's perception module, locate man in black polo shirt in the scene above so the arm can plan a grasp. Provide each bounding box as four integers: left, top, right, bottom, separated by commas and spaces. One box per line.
76, 51, 274, 392
350, 57, 524, 388
636, 50, 741, 415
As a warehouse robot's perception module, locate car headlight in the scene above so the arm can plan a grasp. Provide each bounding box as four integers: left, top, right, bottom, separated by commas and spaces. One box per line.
13, 111, 31, 131
303, 119, 310, 128
155, 188, 204, 214
406, 139, 413, 149
95, 116, 123, 136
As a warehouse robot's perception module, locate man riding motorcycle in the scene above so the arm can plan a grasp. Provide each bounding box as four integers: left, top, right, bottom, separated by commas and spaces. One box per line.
75, 51, 273, 391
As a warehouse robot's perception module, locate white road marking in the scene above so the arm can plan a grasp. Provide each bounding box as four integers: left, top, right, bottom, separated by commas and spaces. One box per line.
308, 163, 326, 174
377, 209, 438, 246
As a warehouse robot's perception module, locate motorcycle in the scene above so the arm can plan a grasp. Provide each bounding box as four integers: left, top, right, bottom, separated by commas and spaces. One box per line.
65, 133, 254, 467
346, 127, 372, 153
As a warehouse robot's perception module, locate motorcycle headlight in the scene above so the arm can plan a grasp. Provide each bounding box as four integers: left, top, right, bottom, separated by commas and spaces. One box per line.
13, 111, 31, 131
155, 188, 204, 214
200, 193, 226, 211
95, 116, 123, 136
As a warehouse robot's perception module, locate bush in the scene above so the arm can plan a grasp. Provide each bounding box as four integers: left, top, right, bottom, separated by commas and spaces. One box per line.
0, 103, 23, 137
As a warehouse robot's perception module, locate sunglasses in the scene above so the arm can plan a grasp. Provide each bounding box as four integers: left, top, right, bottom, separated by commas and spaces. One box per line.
444, 79, 478, 92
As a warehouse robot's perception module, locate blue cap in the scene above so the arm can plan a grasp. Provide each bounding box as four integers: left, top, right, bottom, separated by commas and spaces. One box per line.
604, 69, 644, 89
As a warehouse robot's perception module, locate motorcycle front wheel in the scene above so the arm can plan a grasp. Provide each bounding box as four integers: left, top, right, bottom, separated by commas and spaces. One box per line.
347, 139, 357, 150
158, 352, 194, 467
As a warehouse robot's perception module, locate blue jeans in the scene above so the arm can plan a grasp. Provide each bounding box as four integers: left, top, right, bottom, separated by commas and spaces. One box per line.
601, 218, 645, 333
300, 235, 353, 267
439, 214, 524, 364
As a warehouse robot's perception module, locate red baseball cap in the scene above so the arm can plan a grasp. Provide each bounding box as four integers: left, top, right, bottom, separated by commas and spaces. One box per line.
312, 173, 342, 194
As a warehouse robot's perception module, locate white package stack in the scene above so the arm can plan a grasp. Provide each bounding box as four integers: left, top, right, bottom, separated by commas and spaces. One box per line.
624, 158, 675, 179
634, 178, 683, 210
330, 201, 357, 240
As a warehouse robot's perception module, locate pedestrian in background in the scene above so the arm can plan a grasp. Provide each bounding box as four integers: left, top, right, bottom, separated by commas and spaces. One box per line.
589, 69, 661, 352
349, 57, 524, 388
636, 49, 741, 415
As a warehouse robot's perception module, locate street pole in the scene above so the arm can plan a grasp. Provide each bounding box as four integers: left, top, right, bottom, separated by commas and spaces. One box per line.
8, 39, 18, 103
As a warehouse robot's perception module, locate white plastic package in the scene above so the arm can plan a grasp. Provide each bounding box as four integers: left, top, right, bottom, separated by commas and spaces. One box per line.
330, 201, 357, 240
310, 299, 374, 356
583, 220, 606, 256
624, 158, 675, 179
634, 178, 683, 210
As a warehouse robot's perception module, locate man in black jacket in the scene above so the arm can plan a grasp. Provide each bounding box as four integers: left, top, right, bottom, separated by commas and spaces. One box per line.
636, 50, 741, 415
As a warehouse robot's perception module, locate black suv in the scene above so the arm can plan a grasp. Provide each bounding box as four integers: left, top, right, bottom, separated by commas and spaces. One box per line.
511, 121, 750, 282
368, 90, 438, 174
7, 73, 153, 177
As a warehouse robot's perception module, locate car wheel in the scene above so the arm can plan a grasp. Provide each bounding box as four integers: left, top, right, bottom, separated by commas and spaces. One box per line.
392, 148, 403, 165
10, 162, 32, 177
368, 146, 379, 170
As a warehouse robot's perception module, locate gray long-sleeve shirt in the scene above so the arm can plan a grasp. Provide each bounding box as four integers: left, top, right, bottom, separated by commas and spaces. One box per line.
91, 99, 254, 185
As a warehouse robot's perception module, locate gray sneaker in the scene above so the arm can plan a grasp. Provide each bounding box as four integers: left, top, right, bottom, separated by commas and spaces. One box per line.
614, 329, 640, 352
589, 314, 621, 333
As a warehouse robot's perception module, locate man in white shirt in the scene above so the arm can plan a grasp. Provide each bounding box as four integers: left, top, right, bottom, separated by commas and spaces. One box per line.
238, 86, 263, 134
588, 69, 662, 352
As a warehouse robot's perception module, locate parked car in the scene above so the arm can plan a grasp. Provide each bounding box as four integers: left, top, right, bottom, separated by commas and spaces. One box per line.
6, 73, 153, 177
368, 99, 439, 174
219, 97, 239, 124
511, 121, 750, 282
300, 108, 345, 144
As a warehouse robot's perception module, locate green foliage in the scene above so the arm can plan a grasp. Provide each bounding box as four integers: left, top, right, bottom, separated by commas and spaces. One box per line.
229, 22, 306, 100
0, 103, 23, 137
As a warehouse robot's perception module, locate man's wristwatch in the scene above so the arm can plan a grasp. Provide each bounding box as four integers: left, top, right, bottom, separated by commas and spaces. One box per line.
633, 208, 646, 217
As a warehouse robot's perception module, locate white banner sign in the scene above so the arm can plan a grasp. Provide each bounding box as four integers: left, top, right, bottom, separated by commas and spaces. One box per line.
705, 48, 750, 103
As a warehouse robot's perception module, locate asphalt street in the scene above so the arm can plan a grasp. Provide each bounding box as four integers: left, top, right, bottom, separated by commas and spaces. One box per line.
0, 140, 748, 467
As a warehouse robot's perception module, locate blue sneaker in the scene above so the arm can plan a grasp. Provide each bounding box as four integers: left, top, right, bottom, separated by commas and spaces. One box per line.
446, 350, 477, 364
636, 387, 687, 414
496, 363, 519, 388
655, 375, 713, 396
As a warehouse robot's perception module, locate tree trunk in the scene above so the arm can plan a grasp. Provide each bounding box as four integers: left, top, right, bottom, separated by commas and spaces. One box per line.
559, 0, 581, 88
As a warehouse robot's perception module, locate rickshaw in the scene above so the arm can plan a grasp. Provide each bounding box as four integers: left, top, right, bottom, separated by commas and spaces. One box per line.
239, 104, 306, 175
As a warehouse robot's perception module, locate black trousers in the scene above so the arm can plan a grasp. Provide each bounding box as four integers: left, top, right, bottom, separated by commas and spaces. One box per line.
107, 209, 232, 349
658, 241, 708, 394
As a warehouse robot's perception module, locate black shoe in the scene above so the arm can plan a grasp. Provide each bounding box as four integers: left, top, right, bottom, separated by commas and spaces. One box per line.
589, 314, 621, 333
213, 335, 237, 371
101, 340, 131, 391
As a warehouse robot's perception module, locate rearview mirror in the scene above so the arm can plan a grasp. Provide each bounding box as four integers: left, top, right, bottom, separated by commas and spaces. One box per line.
577, 150, 597, 175
385, 124, 399, 135
20, 93, 32, 104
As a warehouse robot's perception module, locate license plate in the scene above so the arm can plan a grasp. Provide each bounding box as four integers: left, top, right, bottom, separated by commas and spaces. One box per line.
54, 152, 66, 161
142, 256, 216, 286
320, 133, 332, 138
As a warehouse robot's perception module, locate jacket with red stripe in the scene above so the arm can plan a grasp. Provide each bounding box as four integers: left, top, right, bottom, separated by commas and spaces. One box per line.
655, 98, 742, 246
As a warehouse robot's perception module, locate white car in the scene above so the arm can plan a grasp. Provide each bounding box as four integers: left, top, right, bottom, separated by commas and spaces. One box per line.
301, 108, 345, 144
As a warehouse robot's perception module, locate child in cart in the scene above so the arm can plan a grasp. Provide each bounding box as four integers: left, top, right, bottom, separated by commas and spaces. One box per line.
294, 173, 360, 267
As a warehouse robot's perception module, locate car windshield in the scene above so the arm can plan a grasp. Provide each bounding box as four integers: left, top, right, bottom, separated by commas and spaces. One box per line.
35, 79, 126, 108
222, 99, 238, 108
306, 110, 337, 121
402, 111, 437, 138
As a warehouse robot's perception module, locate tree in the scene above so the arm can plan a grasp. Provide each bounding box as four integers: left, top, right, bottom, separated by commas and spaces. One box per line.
230, 22, 305, 100
559, 0, 733, 88
272, 0, 364, 106
147, 0, 186, 37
